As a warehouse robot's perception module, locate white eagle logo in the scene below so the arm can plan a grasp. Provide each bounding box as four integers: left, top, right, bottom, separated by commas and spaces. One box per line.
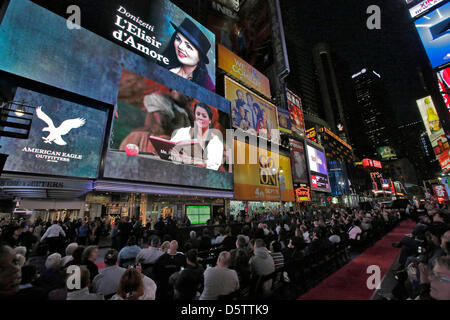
36, 106, 86, 145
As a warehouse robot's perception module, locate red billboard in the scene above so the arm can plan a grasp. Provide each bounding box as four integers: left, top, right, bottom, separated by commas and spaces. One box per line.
433, 184, 449, 203
437, 67, 450, 114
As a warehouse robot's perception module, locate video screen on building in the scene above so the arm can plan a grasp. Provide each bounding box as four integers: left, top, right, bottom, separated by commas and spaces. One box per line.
290, 139, 309, 184
233, 140, 294, 202
207, 0, 273, 73
0, 88, 108, 179
414, 1, 450, 69
186, 205, 211, 225
103, 69, 233, 190
286, 88, 305, 137
278, 108, 292, 134
31, 0, 216, 92
437, 66, 450, 113
225, 76, 280, 144
306, 143, 330, 192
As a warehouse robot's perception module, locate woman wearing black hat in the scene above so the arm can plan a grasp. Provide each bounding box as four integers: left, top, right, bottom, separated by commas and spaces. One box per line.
163, 18, 215, 91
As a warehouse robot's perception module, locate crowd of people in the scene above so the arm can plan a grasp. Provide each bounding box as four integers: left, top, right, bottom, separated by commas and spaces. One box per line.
0, 200, 449, 300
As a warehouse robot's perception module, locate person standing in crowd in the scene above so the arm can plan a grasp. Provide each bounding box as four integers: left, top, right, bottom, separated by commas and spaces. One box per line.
61, 242, 78, 267
76, 221, 89, 246
200, 251, 239, 300
40, 221, 66, 254
118, 216, 133, 249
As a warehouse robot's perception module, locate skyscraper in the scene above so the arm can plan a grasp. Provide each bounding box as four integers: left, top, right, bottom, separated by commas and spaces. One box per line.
350, 68, 396, 159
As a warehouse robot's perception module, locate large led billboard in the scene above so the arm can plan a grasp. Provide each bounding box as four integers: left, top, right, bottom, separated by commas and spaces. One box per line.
103, 69, 233, 189
378, 146, 397, 160
0, 0, 216, 108
437, 66, 450, 113
286, 89, 305, 137
414, 1, 450, 69
417, 96, 450, 171
233, 140, 294, 202
225, 76, 280, 144
305, 143, 330, 192
29, 0, 216, 91
217, 44, 271, 98
207, 0, 273, 72
289, 139, 309, 184
0, 88, 108, 179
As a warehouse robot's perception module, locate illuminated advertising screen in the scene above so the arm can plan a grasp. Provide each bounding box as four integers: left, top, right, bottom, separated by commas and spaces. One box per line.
378, 146, 397, 159
286, 89, 305, 137
225, 76, 280, 144
103, 69, 233, 190
306, 127, 317, 143
414, 2, 450, 69
409, 0, 445, 18
417, 96, 450, 171
207, 0, 273, 72
186, 205, 211, 224
218, 44, 271, 98
289, 139, 309, 184
233, 140, 294, 201
0, 1, 215, 109
306, 143, 330, 192
437, 66, 450, 113
278, 108, 292, 134
0, 88, 108, 178
31, 0, 216, 91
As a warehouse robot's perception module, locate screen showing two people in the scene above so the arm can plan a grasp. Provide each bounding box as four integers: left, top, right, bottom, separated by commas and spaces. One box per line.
110, 69, 230, 172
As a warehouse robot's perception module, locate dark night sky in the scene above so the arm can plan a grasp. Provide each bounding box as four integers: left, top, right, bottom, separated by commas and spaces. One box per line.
281, 0, 439, 127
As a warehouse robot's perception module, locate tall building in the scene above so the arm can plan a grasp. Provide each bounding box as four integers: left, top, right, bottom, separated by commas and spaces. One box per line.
312, 42, 351, 142
350, 68, 396, 159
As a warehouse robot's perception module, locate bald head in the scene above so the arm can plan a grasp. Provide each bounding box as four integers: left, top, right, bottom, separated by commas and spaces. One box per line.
217, 251, 231, 268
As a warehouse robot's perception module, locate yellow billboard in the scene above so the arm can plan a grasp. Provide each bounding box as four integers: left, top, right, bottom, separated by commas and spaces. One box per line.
218, 44, 271, 98
233, 140, 294, 201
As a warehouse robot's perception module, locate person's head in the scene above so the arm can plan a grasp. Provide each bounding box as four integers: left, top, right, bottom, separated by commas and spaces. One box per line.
236, 89, 244, 101
169, 240, 179, 254
254, 239, 266, 249
216, 251, 231, 268
185, 249, 198, 266
236, 235, 247, 249
117, 268, 144, 300
239, 105, 246, 118
0, 245, 22, 296
45, 253, 62, 270
14, 246, 27, 257
151, 236, 161, 248
127, 236, 137, 247
270, 241, 281, 253
429, 256, 450, 300
104, 249, 118, 267
194, 102, 212, 130
189, 230, 196, 240
82, 246, 98, 262
65, 242, 78, 257
161, 241, 171, 253
173, 32, 200, 67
